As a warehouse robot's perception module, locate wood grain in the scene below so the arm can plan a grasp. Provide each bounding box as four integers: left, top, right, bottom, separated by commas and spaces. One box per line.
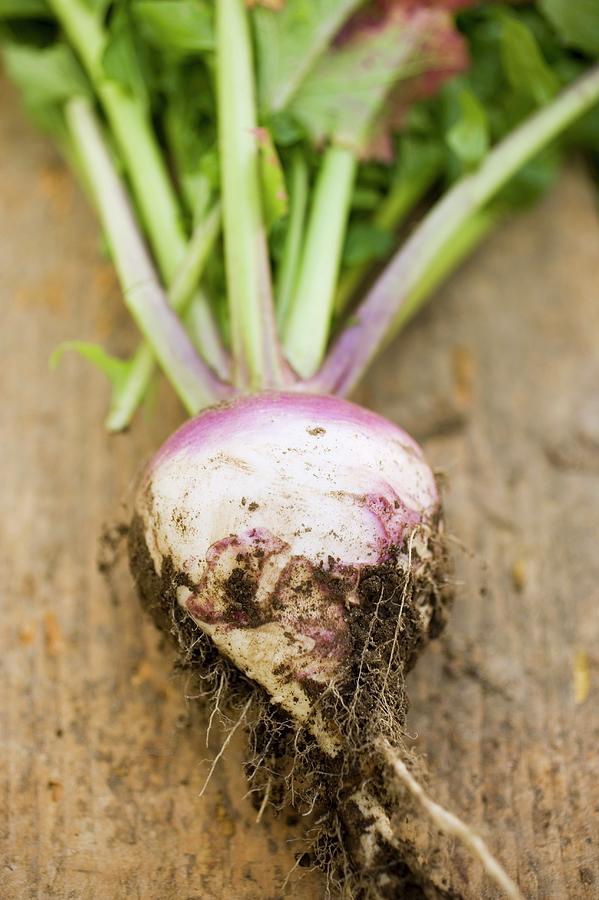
2, 75, 598, 898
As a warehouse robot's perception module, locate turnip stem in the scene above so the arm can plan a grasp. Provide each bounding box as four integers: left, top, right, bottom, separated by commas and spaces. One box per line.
376, 161, 441, 235
276, 150, 309, 329
283, 145, 357, 378
169, 205, 222, 320
184, 289, 231, 383
105, 345, 154, 434
391, 207, 499, 336
49, 0, 227, 423
105, 207, 227, 433
216, 0, 284, 391
319, 64, 599, 396
315, 208, 499, 394
49, 0, 185, 280
66, 97, 229, 413
334, 152, 442, 314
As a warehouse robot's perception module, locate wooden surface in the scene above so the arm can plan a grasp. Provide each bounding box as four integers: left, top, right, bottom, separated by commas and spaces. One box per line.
2, 73, 599, 899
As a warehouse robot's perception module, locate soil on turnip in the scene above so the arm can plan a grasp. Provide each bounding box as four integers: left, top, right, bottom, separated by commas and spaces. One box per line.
127, 504, 457, 898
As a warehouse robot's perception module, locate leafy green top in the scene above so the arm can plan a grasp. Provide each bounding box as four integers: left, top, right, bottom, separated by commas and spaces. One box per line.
2, 0, 599, 421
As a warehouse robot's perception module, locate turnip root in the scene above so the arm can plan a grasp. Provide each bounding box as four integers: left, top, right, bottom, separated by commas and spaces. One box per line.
129, 392, 453, 894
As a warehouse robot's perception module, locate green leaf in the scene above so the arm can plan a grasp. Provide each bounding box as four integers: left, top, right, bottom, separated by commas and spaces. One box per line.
286, 23, 407, 151
286, 9, 467, 154
391, 135, 446, 189
50, 341, 131, 389
342, 223, 394, 267
254, 0, 362, 113
500, 14, 559, 106
133, 1, 214, 54
162, 62, 218, 218
102, 8, 152, 105
350, 186, 384, 211
82, 0, 111, 11
540, 0, 599, 57
2, 42, 89, 106
268, 110, 303, 146
447, 89, 489, 169
0, 0, 50, 18
255, 127, 288, 229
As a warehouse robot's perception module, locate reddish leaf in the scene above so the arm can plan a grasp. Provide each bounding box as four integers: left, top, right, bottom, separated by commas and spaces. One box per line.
338, 0, 478, 159
288, 0, 476, 159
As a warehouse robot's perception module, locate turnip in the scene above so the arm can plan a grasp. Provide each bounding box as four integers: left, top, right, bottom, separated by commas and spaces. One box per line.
129, 390, 453, 894
129, 392, 446, 750
5, 0, 599, 895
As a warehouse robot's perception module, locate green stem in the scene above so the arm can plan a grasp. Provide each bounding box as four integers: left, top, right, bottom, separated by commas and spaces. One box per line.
317, 64, 599, 396
169, 204, 221, 314
217, 0, 284, 390
66, 96, 227, 414
376, 162, 440, 234
335, 155, 442, 314
170, 207, 230, 378
49, 0, 185, 278
282, 145, 357, 378
276, 150, 309, 329
49, 0, 228, 426
105, 206, 226, 432
184, 289, 230, 379
392, 207, 499, 337
105, 345, 155, 433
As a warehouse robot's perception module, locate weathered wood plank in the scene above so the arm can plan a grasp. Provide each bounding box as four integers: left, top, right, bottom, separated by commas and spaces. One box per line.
2, 74, 598, 898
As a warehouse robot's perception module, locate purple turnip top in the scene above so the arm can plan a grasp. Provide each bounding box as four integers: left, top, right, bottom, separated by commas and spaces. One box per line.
134, 393, 439, 754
